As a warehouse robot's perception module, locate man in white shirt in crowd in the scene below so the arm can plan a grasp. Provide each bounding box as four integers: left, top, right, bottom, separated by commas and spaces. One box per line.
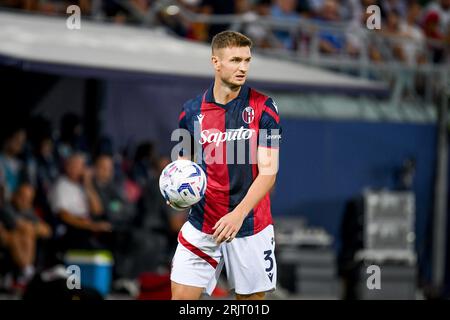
49, 153, 111, 250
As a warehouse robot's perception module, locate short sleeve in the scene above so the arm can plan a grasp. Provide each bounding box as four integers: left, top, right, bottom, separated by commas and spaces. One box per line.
259, 97, 282, 148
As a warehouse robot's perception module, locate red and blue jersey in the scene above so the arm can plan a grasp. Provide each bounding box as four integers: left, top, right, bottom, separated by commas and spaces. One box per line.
178, 83, 282, 237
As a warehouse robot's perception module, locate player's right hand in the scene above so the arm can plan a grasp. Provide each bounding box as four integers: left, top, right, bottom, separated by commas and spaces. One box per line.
212, 209, 246, 244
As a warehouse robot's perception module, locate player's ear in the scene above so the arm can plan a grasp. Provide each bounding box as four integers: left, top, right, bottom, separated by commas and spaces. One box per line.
211, 55, 220, 72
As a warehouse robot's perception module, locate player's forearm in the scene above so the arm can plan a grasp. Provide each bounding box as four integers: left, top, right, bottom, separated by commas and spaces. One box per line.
234, 174, 276, 218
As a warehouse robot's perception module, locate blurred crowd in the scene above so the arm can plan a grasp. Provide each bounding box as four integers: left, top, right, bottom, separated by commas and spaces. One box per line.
0, 0, 449, 64
0, 113, 185, 295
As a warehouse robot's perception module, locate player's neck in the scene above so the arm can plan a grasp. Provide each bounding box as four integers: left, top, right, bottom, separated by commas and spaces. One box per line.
213, 81, 241, 105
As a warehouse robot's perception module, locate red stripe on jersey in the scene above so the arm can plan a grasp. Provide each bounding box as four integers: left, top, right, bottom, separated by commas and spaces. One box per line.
178, 231, 218, 268
248, 89, 261, 187
249, 89, 274, 234
179, 111, 186, 121
201, 96, 229, 234
264, 106, 280, 124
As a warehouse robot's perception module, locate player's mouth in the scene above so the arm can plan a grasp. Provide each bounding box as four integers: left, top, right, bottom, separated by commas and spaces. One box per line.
235, 74, 246, 80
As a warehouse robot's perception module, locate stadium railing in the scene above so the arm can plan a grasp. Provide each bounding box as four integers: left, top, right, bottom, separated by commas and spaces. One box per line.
107, 0, 449, 107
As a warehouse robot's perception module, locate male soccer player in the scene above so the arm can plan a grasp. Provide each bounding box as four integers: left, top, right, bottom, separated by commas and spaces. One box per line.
170, 31, 281, 300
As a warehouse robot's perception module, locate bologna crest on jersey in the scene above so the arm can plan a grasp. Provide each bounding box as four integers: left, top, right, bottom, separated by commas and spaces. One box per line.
242, 106, 255, 124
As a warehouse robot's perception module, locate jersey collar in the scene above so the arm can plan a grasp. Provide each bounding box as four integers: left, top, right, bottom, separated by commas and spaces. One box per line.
205, 82, 250, 106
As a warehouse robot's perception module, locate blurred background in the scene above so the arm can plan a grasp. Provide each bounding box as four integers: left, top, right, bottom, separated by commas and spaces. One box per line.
0, 0, 449, 300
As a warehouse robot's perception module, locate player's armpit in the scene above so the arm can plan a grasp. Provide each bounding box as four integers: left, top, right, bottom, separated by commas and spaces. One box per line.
257, 146, 279, 176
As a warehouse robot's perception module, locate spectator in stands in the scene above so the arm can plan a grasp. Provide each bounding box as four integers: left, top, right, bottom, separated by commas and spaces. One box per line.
422, 11, 446, 63
0, 127, 27, 201
270, 0, 301, 50
92, 153, 143, 284
307, 0, 325, 16
382, 10, 408, 62
316, 0, 346, 54
348, 0, 378, 24
0, 183, 51, 284
346, 5, 383, 62
49, 153, 111, 250
26, 115, 54, 184
400, 1, 426, 66
92, 154, 134, 227
255, 0, 272, 16
233, 0, 270, 48
340, 0, 361, 22
423, 0, 450, 35
35, 137, 59, 191
234, 0, 275, 48
422, 0, 449, 63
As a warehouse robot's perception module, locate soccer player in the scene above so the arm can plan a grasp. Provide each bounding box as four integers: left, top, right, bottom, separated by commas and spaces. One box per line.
170, 31, 282, 300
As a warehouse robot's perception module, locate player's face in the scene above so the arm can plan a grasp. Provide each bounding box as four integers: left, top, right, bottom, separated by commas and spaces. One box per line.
213, 46, 251, 88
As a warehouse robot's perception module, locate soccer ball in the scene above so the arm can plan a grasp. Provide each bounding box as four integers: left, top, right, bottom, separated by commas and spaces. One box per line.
159, 159, 207, 211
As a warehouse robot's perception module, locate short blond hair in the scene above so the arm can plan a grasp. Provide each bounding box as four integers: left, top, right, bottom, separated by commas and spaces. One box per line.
211, 31, 252, 54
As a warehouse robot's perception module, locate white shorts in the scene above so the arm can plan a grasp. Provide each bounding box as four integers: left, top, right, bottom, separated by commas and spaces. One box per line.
170, 221, 277, 296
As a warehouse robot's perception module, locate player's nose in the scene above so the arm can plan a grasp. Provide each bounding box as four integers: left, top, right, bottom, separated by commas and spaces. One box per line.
239, 62, 249, 72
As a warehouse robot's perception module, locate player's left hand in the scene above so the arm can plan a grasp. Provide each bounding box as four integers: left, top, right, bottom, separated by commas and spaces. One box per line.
212, 210, 246, 244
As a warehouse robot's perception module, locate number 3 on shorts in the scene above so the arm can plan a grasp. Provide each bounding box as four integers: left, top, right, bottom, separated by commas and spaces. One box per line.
264, 250, 274, 272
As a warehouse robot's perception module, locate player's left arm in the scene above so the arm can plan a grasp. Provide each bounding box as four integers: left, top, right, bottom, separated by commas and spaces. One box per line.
212, 147, 279, 243
213, 97, 281, 244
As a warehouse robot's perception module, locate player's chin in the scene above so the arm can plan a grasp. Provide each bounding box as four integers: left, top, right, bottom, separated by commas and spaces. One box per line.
232, 77, 246, 86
